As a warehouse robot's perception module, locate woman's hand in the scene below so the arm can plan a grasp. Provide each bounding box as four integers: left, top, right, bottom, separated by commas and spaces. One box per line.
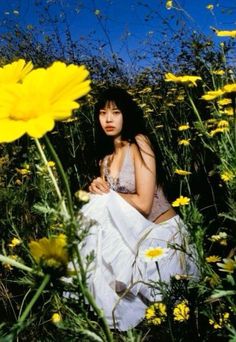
88, 177, 110, 194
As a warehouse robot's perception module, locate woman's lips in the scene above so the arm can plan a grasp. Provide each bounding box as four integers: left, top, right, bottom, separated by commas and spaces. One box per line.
105, 126, 115, 130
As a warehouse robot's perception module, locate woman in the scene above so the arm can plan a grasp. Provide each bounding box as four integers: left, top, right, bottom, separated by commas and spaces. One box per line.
79, 87, 197, 331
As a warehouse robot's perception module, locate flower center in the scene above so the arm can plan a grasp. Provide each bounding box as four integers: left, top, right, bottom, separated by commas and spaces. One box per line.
146, 248, 163, 258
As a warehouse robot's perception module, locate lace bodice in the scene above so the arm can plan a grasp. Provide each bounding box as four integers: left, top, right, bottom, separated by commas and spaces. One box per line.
103, 145, 135, 193
102, 144, 171, 221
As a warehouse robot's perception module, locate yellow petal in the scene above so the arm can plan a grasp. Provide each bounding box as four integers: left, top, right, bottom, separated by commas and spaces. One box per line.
0, 59, 33, 84
26, 116, 55, 138
0, 119, 26, 142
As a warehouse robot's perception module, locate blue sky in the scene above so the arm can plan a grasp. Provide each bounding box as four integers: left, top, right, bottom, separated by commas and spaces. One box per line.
0, 0, 235, 66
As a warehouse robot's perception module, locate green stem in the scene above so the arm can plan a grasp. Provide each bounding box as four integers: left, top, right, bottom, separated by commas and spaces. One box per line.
83, 287, 113, 342
231, 95, 236, 149
18, 274, 50, 324
186, 90, 205, 132
155, 261, 162, 282
44, 135, 74, 218
34, 138, 69, 219
0, 255, 41, 275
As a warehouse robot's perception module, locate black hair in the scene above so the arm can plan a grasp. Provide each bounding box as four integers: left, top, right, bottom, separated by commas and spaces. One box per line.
94, 86, 148, 160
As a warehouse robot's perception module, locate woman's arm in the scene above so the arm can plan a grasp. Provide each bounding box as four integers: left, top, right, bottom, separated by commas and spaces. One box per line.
88, 159, 110, 194
118, 134, 156, 216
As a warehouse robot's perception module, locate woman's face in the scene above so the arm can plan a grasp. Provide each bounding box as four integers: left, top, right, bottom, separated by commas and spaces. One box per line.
99, 101, 123, 139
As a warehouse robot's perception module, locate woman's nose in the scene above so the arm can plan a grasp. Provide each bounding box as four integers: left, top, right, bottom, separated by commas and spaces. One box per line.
106, 112, 113, 122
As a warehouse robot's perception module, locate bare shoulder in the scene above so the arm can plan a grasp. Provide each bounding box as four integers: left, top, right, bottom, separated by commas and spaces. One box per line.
129, 135, 155, 162
134, 134, 154, 156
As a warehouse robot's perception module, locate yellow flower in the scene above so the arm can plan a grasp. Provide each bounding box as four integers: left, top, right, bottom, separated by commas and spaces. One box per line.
207, 118, 217, 123
220, 170, 235, 182
209, 312, 230, 329
145, 306, 155, 320
217, 257, 236, 273
201, 89, 224, 101
178, 139, 190, 146
223, 83, 236, 94
209, 127, 229, 136
145, 302, 167, 325
142, 246, 170, 262
223, 107, 234, 116
166, 0, 173, 10
206, 4, 214, 10
75, 189, 90, 203
47, 161, 55, 167
206, 255, 221, 263
177, 95, 185, 101
214, 29, 236, 38
0, 59, 33, 85
16, 167, 30, 175
173, 300, 190, 322
212, 70, 224, 75
152, 317, 162, 325
138, 87, 152, 94
172, 195, 190, 207
209, 319, 221, 329
209, 232, 227, 243
217, 120, 229, 128
0, 60, 91, 143
174, 169, 191, 176
29, 234, 68, 270
217, 98, 231, 106
178, 124, 190, 131
165, 73, 202, 86
8, 237, 22, 248
51, 312, 62, 324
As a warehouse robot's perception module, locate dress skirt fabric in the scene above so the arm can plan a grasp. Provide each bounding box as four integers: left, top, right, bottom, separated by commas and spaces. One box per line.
79, 190, 197, 331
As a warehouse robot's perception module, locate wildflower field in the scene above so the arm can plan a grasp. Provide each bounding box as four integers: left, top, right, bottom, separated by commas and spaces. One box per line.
0, 1, 236, 341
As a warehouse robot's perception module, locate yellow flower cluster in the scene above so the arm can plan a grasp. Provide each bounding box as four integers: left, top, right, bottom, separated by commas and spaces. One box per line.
209, 127, 229, 137
8, 237, 22, 248
214, 29, 236, 38
172, 195, 190, 207
202, 83, 236, 101
29, 234, 68, 270
178, 139, 190, 146
16, 167, 30, 176
51, 312, 62, 324
165, 73, 202, 86
173, 300, 190, 322
145, 302, 167, 325
0, 59, 91, 143
209, 232, 227, 246
217, 98, 231, 106
174, 169, 191, 176
217, 257, 236, 273
209, 312, 230, 329
178, 124, 190, 131
212, 70, 224, 76
220, 170, 235, 182
205, 255, 221, 263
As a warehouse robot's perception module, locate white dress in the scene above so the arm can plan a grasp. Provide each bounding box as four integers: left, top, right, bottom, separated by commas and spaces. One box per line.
78, 147, 198, 331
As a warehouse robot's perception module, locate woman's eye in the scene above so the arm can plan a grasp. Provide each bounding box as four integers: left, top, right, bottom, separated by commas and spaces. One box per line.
113, 110, 121, 115
99, 111, 106, 116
